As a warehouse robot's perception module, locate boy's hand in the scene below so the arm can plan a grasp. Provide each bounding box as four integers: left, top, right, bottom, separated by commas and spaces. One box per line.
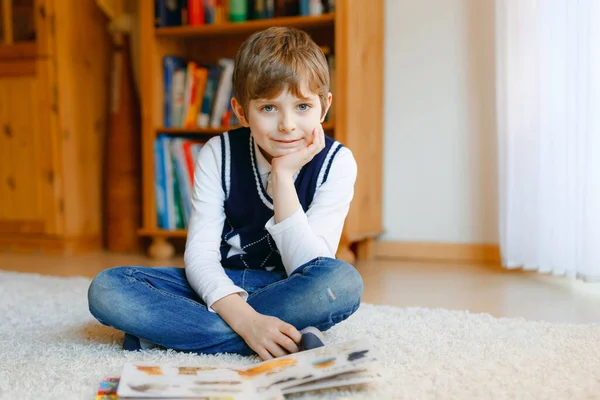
238, 312, 302, 360
212, 294, 301, 360
271, 125, 325, 177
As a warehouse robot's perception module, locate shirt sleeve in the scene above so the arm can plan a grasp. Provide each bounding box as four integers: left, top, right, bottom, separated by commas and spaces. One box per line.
265, 147, 358, 276
184, 136, 248, 312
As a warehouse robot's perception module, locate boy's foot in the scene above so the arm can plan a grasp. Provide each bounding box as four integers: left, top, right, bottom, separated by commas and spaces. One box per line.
299, 327, 325, 351
122, 333, 158, 351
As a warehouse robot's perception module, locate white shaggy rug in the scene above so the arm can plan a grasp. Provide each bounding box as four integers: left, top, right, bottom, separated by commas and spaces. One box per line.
2, 270, 600, 400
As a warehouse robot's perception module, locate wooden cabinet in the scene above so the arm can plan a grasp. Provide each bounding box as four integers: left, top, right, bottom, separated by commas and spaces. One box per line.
0, 0, 111, 253
137, 1, 384, 262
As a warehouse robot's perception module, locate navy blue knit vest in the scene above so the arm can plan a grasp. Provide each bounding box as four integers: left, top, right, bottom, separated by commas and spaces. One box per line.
219, 127, 343, 271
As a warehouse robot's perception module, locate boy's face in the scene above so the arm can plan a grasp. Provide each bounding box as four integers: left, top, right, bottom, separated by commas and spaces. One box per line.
232, 84, 332, 163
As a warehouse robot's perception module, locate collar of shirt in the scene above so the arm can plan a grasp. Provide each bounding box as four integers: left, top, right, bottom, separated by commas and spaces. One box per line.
254, 139, 272, 181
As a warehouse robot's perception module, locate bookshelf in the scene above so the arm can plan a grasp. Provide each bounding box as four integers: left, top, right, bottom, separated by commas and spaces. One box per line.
155, 13, 335, 37
138, 1, 384, 262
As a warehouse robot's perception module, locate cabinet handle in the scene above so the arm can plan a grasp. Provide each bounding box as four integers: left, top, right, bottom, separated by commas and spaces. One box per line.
39, 4, 46, 18
3, 125, 11, 138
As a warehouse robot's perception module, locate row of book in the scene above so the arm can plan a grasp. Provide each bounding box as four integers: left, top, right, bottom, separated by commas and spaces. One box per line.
163, 52, 336, 129
156, 0, 336, 27
164, 56, 240, 129
154, 136, 204, 230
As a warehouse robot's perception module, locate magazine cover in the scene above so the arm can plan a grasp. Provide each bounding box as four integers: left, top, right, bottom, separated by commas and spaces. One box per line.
116, 338, 381, 399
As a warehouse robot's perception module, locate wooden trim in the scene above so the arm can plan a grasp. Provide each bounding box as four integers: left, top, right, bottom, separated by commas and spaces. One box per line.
2, 0, 13, 44
374, 241, 501, 264
138, 228, 187, 238
0, 234, 102, 254
0, 219, 45, 234
35, 0, 55, 57
0, 42, 37, 60
356, 238, 376, 261
0, 58, 36, 77
155, 14, 334, 38
140, 0, 157, 233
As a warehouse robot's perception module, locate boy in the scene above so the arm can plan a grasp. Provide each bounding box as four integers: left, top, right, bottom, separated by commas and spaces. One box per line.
88, 26, 363, 361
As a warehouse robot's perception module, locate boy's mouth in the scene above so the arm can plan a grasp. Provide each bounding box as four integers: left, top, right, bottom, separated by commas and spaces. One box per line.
272, 139, 302, 144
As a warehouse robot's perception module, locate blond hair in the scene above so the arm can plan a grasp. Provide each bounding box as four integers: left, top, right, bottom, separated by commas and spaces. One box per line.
232, 26, 330, 119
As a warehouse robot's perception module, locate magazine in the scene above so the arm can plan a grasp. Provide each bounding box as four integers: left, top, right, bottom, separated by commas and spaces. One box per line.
116, 338, 381, 399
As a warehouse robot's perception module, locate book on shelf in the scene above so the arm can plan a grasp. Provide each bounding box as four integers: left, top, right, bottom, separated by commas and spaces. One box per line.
155, 0, 336, 27
163, 56, 240, 130
107, 338, 381, 399
154, 136, 205, 230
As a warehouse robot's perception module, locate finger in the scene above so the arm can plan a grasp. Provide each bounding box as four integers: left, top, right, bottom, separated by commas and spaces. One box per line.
281, 323, 302, 344
318, 125, 326, 148
256, 346, 273, 361
265, 342, 288, 358
311, 126, 319, 142
277, 333, 300, 354
307, 129, 322, 154
314, 125, 325, 152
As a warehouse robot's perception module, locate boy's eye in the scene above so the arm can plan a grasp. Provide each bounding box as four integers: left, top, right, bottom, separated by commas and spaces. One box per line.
262, 105, 275, 112
298, 104, 311, 111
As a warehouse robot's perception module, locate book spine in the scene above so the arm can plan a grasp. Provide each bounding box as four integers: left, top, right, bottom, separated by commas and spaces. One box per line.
161, 136, 176, 229
326, 0, 334, 13
163, 0, 183, 26
210, 59, 235, 128
163, 56, 185, 128
171, 69, 186, 127
247, 0, 256, 19
264, 0, 275, 18
154, 137, 168, 228
189, 0, 205, 24
155, 0, 166, 26
170, 154, 185, 229
230, 0, 248, 22
198, 65, 222, 127
299, 0, 309, 16
309, 0, 322, 16
184, 67, 208, 128
254, 0, 264, 19
171, 139, 192, 226
204, 0, 216, 24
181, 0, 189, 24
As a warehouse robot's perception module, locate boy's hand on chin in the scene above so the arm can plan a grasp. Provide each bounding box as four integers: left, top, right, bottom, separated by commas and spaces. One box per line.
271, 125, 325, 177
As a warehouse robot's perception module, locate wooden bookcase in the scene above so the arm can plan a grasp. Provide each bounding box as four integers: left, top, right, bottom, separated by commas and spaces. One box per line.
138, 2, 384, 262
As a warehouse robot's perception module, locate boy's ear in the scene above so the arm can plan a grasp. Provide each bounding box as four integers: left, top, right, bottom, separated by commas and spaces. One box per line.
231, 97, 250, 127
320, 92, 333, 123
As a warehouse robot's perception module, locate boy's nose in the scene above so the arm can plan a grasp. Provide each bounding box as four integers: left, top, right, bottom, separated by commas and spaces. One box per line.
278, 114, 296, 133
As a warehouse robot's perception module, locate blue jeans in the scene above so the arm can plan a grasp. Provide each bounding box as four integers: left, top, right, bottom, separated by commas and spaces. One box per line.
87, 257, 363, 356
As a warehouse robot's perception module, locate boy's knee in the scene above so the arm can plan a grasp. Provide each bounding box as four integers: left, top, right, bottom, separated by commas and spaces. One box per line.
318, 258, 364, 304
88, 267, 131, 324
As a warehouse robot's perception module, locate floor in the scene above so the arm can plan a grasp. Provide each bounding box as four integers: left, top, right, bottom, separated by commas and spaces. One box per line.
1, 251, 599, 325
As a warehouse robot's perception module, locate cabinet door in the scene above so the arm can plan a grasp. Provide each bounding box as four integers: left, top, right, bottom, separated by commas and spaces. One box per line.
0, 58, 62, 235
0, 0, 53, 59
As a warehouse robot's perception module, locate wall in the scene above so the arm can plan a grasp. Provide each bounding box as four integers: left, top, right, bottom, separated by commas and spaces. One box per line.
382, 0, 498, 244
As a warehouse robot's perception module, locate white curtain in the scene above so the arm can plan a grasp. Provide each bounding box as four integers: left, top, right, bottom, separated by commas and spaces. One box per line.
495, 0, 600, 280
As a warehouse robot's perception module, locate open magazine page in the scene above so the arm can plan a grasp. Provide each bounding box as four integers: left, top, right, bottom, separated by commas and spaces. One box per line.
238, 338, 380, 395
116, 363, 283, 399
280, 368, 383, 395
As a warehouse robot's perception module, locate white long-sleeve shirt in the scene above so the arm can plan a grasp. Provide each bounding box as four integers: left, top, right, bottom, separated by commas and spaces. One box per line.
184, 134, 357, 311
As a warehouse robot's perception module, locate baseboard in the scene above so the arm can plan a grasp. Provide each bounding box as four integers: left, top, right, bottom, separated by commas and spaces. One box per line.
374, 241, 501, 264
0, 234, 102, 255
